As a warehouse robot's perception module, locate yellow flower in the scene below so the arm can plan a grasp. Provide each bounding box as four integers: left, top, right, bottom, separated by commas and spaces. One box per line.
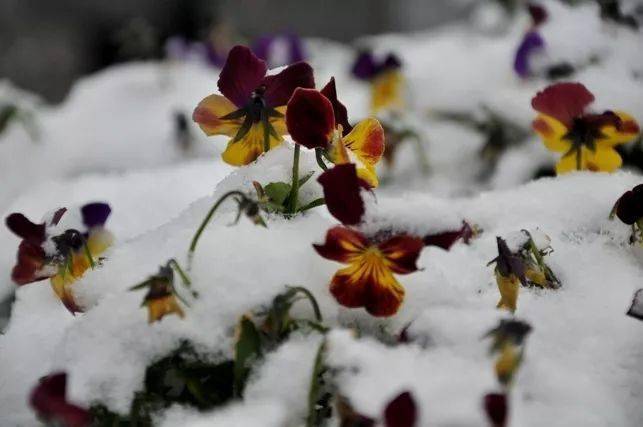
371, 70, 405, 115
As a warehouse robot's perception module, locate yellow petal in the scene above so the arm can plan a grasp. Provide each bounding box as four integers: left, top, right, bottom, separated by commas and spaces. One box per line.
271, 106, 288, 136
596, 111, 640, 147
371, 70, 405, 114
496, 273, 519, 313
192, 94, 241, 137
221, 122, 283, 166
86, 229, 113, 256
147, 295, 185, 323
343, 118, 385, 167
495, 343, 520, 385
533, 114, 571, 153
556, 146, 622, 174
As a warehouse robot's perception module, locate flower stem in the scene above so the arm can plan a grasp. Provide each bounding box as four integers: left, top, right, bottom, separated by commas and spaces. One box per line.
287, 144, 301, 213
168, 258, 191, 286
189, 190, 246, 258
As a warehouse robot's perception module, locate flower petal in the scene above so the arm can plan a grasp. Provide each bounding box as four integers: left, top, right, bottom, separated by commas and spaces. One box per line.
528, 3, 548, 26
80, 203, 111, 229
379, 235, 424, 274
423, 222, 474, 250
218, 46, 267, 107
514, 31, 544, 78
11, 241, 48, 285
384, 391, 417, 427
531, 82, 595, 128
286, 88, 335, 149
6, 213, 46, 244
596, 111, 640, 147
321, 77, 352, 135
221, 122, 283, 166
147, 295, 185, 323
192, 94, 241, 137
556, 146, 623, 174
263, 61, 315, 107
532, 114, 571, 152
351, 51, 378, 80
30, 373, 91, 427
615, 184, 643, 225
484, 393, 508, 427
371, 70, 404, 114
313, 226, 368, 263
318, 164, 366, 225
343, 118, 385, 166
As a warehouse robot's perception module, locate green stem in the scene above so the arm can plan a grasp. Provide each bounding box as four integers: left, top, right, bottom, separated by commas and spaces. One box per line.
298, 198, 325, 213
287, 144, 301, 213
315, 148, 328, 171
287, 286, 323, 322
168, 259, 191, 286
189, 190, 246, 257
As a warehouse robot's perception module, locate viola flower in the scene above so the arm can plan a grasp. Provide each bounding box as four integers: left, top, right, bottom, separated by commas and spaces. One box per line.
485, 319, 532, 386
483, 393, 508, 427
532, 82, 640, 174
193, 45, 314, 166
130, 260, 192, 323
612, 184, 643, 243
351, 50, 404, 114
30, 372, 91, 427
314, 226, 424, 317
6, 203, 113, 313
317, 163, 370, 225
287, 78, 385, 187
489, 237, 526, 313
252, 32, 305, 68
627, 289, 643, 321
514, 3, 548, 78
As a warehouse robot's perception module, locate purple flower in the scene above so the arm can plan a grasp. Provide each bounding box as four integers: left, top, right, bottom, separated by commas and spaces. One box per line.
514, 31, 545, 78
252, 33, 306, 68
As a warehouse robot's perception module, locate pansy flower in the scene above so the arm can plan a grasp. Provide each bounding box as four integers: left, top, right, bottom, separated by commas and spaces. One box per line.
532, 82, 640, 174
514, 3, 547, 78
6, 203, 113, 313
252, 32, 305, 68
612, 184, 643, 244
485, 319, 532, 386
351, 50, 404, 114
193, 45, 314, 166
130, 260, 191, 323
30, 372, 91, 427
489, 237, 526, 313
314, 226, 423, 317
287, 78, 385, 187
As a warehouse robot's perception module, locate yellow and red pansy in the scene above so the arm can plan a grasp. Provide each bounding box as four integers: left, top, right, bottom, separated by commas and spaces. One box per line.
314, 226, 424, 317
193, 45, 314, 166
531, 82, 640, 174
286, 78, 385, 187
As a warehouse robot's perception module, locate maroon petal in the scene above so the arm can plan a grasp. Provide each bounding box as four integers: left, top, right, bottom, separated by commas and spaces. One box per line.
30, 372, 92, 427
528, 3, 548, 26
531, 82, 595, 128
384, 391, 417, 427
81, 202, 111, 229
318, 164, 365, 225
286, 88, 335, 149
51, 208, 68, 226
423, 222, 474, 250
11, 240, 48, 285
6, 213, 46, 244
263, 61, 315, 107
483, 393, 508, 427
217, 45, 267, 107
321, 77, 352, 135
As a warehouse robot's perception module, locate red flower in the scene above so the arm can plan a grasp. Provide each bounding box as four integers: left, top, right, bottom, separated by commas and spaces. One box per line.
317, 163, 370, 225
314, 226, 423, 316
30, 372, 91, 427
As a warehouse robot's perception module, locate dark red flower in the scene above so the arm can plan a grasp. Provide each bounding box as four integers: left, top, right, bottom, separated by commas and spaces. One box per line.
483, 393, 508, 427
30, 372, 91, 427
384, 391, 417, 427
321, 77, 352, 135
318, 164, 370, 225
614, 184, 643, 225
531, 82, 595, 128
6, 212, 49, 285
423, 221, 475, 250
286, 87, 336, 149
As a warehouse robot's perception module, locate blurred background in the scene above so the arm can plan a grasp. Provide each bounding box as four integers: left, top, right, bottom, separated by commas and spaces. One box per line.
0, 0, 474, 102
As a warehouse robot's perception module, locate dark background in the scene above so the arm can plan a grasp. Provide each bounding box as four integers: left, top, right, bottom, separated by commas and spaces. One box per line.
0, 0, 471, 103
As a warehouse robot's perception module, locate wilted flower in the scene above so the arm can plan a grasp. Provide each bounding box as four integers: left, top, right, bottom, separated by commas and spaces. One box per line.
6, 203, 113, 313
192, 45, 314, 166
286, 78, 385, 187
612, 184, 643, 243
489, 237, 526, 313
252, 32, 305, 68
317, 163, 370, 225
485, 319, 532, 386
513, 3, 547, 78
30, 372, 91, 427
627, 289, 643, 321
483, 392, 508, 427
314, 226, 423, 317
351, 50, 404, 114
130, 260, 192, 323
532, 82, 640, 174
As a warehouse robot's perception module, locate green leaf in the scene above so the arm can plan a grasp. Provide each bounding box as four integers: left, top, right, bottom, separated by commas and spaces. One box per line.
307, 341, 328, 427
234, 316, 262, 397
298, 171, 315, 187
263, 182, 292, 206
298, 198, 325, 213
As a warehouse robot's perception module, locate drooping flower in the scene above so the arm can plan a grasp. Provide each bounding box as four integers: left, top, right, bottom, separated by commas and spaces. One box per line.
252, 32, 305, 68
532, 82, 640, 174
485, 319, 532, 386
193, 45, 314, 166
317, 163, 370, 225
30, 372, 91, 427
514, 3, 548, 78
6, 203, 113, 313
286, 78, 385, 187
489, 237, 526, 313
351, 50, 404, 114
314, 226, 423, 317
130, 260, 192, 323
613, 184, 643, 226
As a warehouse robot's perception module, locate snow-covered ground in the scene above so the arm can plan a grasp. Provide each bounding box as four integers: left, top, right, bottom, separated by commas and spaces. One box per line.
1, 1, 642, 426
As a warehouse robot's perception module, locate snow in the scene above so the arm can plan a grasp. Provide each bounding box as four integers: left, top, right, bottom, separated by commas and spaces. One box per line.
1, 1, 643, 426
